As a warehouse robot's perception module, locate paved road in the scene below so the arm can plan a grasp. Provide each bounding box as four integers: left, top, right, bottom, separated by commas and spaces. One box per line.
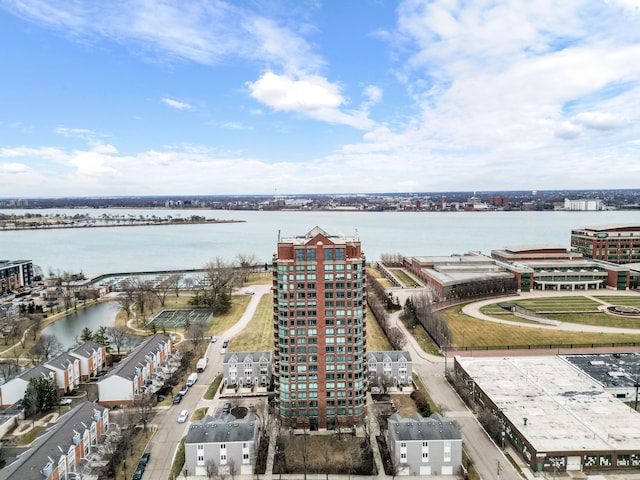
143, 284, 271, 480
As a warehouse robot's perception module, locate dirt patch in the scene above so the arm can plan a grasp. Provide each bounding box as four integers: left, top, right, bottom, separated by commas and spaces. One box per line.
274, 433, 375, 475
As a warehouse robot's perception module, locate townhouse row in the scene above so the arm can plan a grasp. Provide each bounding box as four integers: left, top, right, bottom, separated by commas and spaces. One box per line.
0, 334, 173, 408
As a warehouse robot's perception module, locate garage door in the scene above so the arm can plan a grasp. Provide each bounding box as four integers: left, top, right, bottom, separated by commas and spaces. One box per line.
567, 456, 581, 471
441, 465, 453, 475
419, 466, 431, 475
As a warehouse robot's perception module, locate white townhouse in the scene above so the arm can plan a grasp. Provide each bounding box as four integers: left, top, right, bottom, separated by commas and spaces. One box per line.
0, 401, 110, 480
97, 333, 172, 406
69, 340, 107, 381
387, 412, 462, 476
45, 352, 81, 393
223, 351, 271, 388
185, 412, 259, 477
367, 351, 412, 390
0, 365, 55, 408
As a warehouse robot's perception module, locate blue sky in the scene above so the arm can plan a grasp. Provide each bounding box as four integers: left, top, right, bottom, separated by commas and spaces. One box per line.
1, 0, 640, 197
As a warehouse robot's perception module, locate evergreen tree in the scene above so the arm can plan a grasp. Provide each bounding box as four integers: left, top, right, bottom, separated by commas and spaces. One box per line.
22, 377, 59, 417
93, 326, 110, 348
80, 327, 94, 343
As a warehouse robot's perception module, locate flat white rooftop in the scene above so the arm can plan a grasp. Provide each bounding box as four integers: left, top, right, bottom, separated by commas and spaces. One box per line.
456, 356, 640, 453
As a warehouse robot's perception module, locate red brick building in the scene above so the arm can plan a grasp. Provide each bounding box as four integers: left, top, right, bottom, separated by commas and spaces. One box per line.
273, 227, 367, 430
571, 224, 640, 264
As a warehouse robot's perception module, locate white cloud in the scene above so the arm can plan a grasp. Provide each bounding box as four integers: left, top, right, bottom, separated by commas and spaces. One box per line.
247, 72, 375, 129
162, 98, 193, 110
571, 111, 627, 131
555, 122, 582, 140
55, 127, 103, 140
0, 146, 67, 161
361, 85, 383, 110
1, 1, 322, 73
0, 162, 30, 174
247, 72, 343, 111
68, 151, 119, 177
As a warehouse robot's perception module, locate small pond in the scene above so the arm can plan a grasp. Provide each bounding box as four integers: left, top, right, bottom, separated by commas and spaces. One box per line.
42, 301, 120, 349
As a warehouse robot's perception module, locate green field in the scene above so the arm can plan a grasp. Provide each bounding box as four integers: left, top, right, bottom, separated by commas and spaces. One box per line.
445, 304, 640, 348
594, 296, 640, 307
228, 294, 273, 352
500, 296, 602, 312
389, 269, 421, 287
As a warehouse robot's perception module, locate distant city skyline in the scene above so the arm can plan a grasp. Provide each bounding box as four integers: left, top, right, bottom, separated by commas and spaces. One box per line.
1, 0, 640, 197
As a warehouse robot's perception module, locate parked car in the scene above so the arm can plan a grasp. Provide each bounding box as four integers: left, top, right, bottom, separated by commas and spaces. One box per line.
211, 336, 218, 343
177, 409, 189, 423
59, 397, 72, 406
244, 289, 255, 295
178, 385, 189, 396
139, 452, 151, 466
173, 394, 183, 405
132, 465, 144, 480
222, 402, 231, 414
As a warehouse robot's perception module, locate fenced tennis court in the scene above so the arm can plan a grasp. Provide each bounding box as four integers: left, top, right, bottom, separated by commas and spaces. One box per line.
147, 309, 213, 328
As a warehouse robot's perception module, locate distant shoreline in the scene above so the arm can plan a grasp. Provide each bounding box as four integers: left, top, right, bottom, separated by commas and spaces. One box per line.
0, 216, 244, 231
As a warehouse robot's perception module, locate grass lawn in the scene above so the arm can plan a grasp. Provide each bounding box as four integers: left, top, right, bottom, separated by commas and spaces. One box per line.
595, 296, 640, 307
389, 269, 421, 287
366, 307, 392, 351
169, 437, 186, 480
367, 267, 386, 279
228, 294, 273, 352
390, 393, 418, 416
445, 304, 640, 348
279, 434, 372, 474
406, 324, 442, 356
549, 313, 640, 329
192, 408, 208, 422
16, 425, 45, 446
500, 296, 602, 312
412, 373, 438, 414
204, 374, 223, 400
210, 295, 252, 336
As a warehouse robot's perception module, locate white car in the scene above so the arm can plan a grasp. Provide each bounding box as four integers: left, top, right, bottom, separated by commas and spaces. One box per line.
177, 409, 189, 423
244, 289, 255, 295
59, 398, 72, 406
211, 336, 218, 343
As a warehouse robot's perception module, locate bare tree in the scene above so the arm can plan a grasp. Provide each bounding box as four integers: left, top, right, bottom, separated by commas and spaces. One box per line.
29, 314, 42, 342
388, 326, 407, 350
135, 392, 154, 437
205, 458, 218, 479
117, 279, 137, 320
106, 326, 130, 355
30, 333, 63, 363
148, 275, 175, 307
168, 274, 183, 298
228, 458, 237, 480
235, 253, 259, 283
0, 360, 19, 384
380, 253, 404, 267
377, 373, 396, 394
187, 320, 207, 352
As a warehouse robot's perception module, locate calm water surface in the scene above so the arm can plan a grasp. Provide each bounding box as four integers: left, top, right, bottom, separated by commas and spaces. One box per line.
1, 208, 638, 274
42, 301, 119, 349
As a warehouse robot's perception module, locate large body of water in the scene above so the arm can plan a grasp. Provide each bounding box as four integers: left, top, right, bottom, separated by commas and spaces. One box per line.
1, 208, 638, 275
